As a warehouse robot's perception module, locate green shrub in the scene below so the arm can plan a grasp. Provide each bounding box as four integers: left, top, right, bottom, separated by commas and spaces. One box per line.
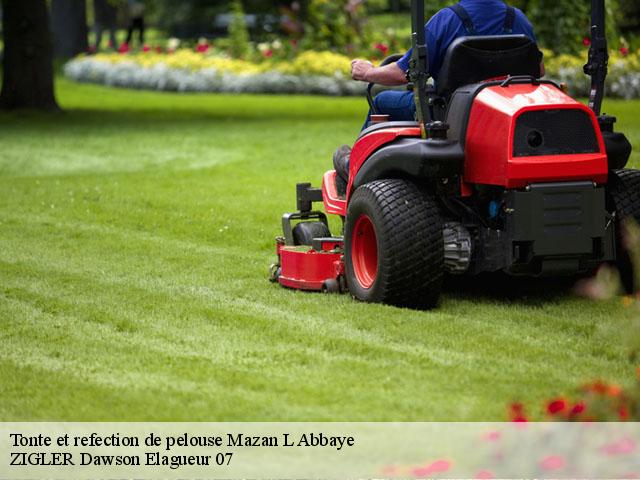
302, 0, 368, 54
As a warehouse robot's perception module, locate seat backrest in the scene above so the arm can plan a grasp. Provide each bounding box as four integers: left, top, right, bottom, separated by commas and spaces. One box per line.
437, 35, 542, 98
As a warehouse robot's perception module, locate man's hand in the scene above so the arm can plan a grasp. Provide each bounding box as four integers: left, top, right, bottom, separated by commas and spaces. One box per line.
351, 59, 374, 82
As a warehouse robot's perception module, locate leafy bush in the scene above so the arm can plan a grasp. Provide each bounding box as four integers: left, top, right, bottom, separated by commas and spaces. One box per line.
544, 47, 640, 100
302, 0, 368, 54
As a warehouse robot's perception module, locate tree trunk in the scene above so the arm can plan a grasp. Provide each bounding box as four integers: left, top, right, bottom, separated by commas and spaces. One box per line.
51, 0, 88, 58
0, 0, 59, 111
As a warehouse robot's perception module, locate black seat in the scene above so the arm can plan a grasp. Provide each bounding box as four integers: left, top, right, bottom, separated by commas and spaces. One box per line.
437, 35, 543, 98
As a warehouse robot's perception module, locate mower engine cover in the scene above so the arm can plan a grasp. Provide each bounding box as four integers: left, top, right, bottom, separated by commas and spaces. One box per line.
449, 82, 608, 188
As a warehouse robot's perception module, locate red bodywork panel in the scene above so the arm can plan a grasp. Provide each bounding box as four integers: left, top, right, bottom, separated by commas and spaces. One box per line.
322, 170, 347, 216
323, 126, 422, 217
464, 83, 608, 188
277, 241, 343, 291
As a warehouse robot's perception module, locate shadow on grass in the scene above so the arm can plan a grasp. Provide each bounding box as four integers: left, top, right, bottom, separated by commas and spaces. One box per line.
443, 272, 582, 306
0, 106, 363, 131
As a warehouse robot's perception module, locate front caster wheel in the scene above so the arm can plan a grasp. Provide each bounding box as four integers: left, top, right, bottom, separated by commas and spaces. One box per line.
344, 179, 444, 310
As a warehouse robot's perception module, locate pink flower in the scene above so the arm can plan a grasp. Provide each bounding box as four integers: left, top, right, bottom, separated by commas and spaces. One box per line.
482, 431, 501, 442
263, 49, 274, 58
380, 465, 400, 476
196, 44, 210, 53
412, 460, 452, 477
540, 455, 565, 471
601, 438, 636, 456
620, 47, 629, 56
118, 42, 130, 54
142, 44, 151, 52
475, 471, 495, 480
583, 37, 592, 46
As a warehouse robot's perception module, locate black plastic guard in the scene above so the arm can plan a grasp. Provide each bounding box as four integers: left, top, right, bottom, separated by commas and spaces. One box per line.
352, 138, 464, 189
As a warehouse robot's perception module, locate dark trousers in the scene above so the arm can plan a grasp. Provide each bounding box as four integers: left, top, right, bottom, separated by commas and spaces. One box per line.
95, 23, 117, 50
126, 17, 145, 45
362, 90, 416, 131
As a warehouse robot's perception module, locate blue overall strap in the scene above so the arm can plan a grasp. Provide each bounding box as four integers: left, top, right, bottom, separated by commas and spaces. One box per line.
503, 6, 516, 34
448, 4, 478, 35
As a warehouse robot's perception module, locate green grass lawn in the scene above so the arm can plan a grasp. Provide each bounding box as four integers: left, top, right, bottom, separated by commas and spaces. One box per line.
0, 78, 639, 421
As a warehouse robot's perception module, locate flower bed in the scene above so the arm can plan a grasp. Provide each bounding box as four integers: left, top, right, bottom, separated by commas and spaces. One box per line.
64, 49, 365, 96
65, 46, 640, 98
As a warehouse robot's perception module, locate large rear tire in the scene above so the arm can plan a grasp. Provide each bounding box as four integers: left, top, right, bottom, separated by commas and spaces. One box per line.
608, 169, 640, 292
344, 179, 444, 309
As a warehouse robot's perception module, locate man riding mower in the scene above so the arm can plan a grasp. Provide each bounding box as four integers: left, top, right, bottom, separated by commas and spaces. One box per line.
270, 0, 635, 310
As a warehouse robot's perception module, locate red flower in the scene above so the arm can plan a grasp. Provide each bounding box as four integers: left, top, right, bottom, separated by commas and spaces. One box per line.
142, 44, 151, 52
583, 380, 609, 394
508, 402, 528, 422
620, 47, 629, 56
263, 49, 274, 58
583, 37, 592, 46
547, 398, 568, 416
540, 455, 565, 471
375, 42, 390, 55
608, 384, 622, 397
196, 44, 210, 53
118, 42, 130, 54
570, 401, 586, 417
155, 46, 163, 53
619, 406, 630, 420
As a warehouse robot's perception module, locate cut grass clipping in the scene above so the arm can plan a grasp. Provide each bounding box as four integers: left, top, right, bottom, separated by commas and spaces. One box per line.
0, 78, 639, 421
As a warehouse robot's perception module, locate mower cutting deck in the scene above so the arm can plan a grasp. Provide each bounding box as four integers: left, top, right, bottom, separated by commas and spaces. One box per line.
271, 0, 635, 310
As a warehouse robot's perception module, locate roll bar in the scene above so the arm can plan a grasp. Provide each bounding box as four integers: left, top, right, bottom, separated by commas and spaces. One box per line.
408, 0, 430, 136
584, 0, 609, 116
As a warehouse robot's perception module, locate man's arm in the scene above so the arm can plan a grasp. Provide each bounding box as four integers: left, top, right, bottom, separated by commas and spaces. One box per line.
351, 60, 408, 86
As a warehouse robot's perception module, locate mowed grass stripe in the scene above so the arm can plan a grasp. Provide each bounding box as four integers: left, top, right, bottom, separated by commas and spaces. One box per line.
0, 219, 630, 419
0, 220, 627, 372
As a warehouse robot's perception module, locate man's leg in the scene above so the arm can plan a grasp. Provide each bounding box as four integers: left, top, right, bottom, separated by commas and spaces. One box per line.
108, 27, 117, 50
126, 21, 134, 44
362, 90, 416, 130
334, 90, 416, 198
94, 23, 104, 50
137, 17, 145, 45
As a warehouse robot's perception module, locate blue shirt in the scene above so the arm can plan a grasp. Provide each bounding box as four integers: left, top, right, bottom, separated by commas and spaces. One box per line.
397, 0, 537, 81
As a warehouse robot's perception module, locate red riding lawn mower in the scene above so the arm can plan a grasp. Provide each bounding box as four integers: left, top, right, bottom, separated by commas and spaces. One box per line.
270, 0, 636, 310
